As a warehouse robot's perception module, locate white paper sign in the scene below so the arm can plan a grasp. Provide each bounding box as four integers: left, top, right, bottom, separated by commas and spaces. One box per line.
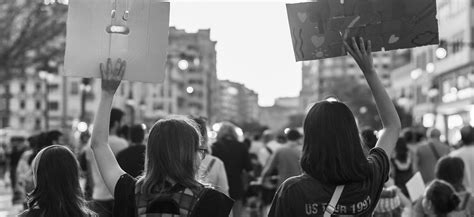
405, 172, 426, 202
64, 0, 170, 83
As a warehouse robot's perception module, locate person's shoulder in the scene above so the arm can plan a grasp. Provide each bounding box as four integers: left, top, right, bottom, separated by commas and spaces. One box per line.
369, 147, 389, 158
17, 208, 41, 217
279, 174, 309, 191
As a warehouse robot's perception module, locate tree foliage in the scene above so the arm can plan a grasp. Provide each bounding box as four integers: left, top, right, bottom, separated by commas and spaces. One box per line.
320, 75, 382, 129
0, 0, 67, 78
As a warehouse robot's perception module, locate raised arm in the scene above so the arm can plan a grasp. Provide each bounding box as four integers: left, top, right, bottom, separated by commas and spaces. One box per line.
90, 58, 127, 197
344, 38, 401, 156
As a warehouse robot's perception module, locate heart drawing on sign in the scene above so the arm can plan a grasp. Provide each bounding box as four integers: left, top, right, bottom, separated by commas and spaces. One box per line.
311, 35, 325, 48
297, 12, 307, 23
388, 35, 400, 44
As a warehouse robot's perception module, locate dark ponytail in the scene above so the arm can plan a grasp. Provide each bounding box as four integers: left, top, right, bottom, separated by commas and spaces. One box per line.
426, 180, 460, 215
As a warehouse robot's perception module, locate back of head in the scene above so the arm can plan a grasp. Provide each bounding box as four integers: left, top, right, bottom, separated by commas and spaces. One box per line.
361, 128, 377, 150
460, 125, 474, 145
286, 129, 302, 142
130, 124, 146, 144
394, 137, 409, 162
110, 108, 125, 129
29, 145, 92, 216
262, 130, 274, 144
46, 130, 63, 145
427, 128, 441, 140
425, 180, 460, 216
435, 156, 465, 190
141, 116, 201, 193
402, 128, 415, 143
301, 101, 369, 185
216, 122, 238, 142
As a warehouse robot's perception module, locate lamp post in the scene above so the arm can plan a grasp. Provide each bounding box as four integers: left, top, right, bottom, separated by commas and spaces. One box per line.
38, 70, 55, 131
80, 78, 92, 122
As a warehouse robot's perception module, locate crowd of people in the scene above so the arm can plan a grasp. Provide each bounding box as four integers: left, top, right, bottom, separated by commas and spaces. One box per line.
0, 38, 469, 217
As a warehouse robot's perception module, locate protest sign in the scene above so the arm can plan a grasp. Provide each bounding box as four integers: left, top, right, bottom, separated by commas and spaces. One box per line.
64, 0, 170, 83
405, 172, 426, 202
286, 0, 439, 61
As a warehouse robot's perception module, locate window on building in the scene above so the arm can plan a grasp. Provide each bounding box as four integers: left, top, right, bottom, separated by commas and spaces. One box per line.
20, 100, 25, 109
49, 83, 59, 92
36, 101, 41, 110
451, 31, 464, 54
49, 101, 59, 111
20, 83, 26, 92
36, 83, 42, 91
153, 103, 163, 111
19, 117, 25, 125
35, 118, 41, 130
177, 97, 184, 108
71, 82, 79, 95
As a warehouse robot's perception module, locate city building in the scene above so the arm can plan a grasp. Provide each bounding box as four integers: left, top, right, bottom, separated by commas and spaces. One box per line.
258, 96, 301, 132
215, 80, 259, 125
390, 0, 474, 143
299, 53, 393, 111
0, 27, 219, 134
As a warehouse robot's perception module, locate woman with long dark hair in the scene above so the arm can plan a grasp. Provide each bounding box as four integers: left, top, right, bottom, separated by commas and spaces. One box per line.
391, 137, 414, 197
18, 145, 95, 217
268, 38, 401, 217
90, 59, 233, 217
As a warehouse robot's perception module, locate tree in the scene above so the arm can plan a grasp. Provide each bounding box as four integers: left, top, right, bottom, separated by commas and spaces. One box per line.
285, 113, 305, 129
321, 75, 382, 129
0, 0, 67, 127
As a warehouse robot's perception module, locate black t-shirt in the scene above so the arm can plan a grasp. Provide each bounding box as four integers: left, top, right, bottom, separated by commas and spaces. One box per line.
268, 147, 390, 217
114, 174, 233, 217
116, 145, 146, 178
212, 139, 252, 200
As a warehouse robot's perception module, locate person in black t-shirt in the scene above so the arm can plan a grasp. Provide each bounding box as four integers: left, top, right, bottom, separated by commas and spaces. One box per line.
89, 59, 233, 217
269, 38, 401, 217
116, 124, 146, 178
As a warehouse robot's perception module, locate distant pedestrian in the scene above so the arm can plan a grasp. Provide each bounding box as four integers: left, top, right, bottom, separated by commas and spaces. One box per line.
116, 124, 147, 178
416, 128, 450, 184
450, 125, 474, 194
192, 117, 229, 195
18, 145, 96, 217
391, 137, 414, 197
262, 128, 303, 189
268, 38, 401, 217
212, 122, 252, 217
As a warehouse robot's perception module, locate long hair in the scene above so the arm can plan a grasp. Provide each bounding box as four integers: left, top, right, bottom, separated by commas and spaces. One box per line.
27, 145, 94, 217
216, 122, 238, 142
301, 101, 369, 185
138, 116, 202, 194
394, 137, 409, 162
435, 156, 465, 191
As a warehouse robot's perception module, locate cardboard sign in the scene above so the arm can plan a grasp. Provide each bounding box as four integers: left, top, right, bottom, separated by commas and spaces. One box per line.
405, 172, 426, 202
286, 0, 439, 61
64, 0, 170, 83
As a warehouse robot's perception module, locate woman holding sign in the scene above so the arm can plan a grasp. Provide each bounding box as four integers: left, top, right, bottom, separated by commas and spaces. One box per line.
268, 38, 401, 217
90, 59, 233, 217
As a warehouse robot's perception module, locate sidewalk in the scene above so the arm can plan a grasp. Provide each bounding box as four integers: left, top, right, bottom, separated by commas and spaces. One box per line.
0, 181, 23, 217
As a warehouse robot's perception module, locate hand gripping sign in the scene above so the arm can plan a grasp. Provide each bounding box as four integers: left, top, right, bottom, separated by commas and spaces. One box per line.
286, 0, 439, 61
64, 0, 170, 83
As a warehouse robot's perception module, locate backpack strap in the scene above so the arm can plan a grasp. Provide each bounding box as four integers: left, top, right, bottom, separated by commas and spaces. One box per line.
203, 159, 216, 177
324, 185, 344, 217
428, 142, 441, 160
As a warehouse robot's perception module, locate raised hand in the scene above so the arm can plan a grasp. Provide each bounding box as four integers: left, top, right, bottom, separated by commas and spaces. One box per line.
344, 37, 374, 74
100, 58, 126, 95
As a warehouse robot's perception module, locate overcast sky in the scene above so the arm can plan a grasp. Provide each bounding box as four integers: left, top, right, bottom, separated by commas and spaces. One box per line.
169, 1, 303, 106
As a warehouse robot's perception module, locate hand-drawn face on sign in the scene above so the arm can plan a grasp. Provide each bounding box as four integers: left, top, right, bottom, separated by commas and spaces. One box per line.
64, 0, 170, 83
286, 0, 439, 61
